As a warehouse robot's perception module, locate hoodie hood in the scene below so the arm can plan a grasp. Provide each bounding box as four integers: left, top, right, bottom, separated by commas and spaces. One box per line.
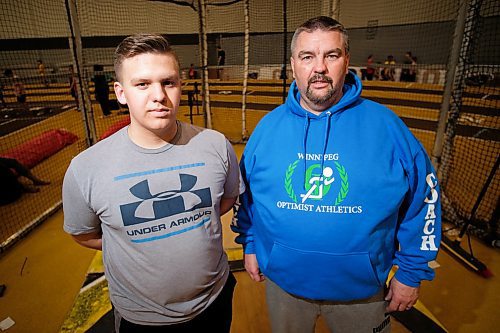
286, 70, 362, 118
285, 71, 363, 181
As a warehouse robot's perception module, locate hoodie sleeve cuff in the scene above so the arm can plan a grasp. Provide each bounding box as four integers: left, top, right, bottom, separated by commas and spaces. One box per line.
394, 269, 422, 288
243, 242, 255, 254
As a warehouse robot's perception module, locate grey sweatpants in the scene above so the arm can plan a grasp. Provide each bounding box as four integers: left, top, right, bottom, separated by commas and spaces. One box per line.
266, 279, 390, 333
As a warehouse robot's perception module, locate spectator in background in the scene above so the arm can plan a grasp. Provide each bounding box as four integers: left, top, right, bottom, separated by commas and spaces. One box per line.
401, 51, 417, 82
217, 45, 226, 67
0, 82, 5, 107
189, 63, 196, 79
2, 69, 12, 106
217, 45, 226, 79
4, 69, 13, 78
37, 60, 49, 87
362, 54, 375, 81
92, 64, 111, 117
382, 55, 396, 81
0, 157, 50, 205
13, 76, 26, 104
279, 64, 288, 80
68, 65, 79, 110
3, 68, 26, 104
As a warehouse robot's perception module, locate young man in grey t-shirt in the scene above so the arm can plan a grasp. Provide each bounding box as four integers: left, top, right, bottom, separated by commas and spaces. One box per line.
63, 34, 244, 332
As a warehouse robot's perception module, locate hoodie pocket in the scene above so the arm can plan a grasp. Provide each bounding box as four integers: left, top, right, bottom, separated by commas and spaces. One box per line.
265, 242, 381, 301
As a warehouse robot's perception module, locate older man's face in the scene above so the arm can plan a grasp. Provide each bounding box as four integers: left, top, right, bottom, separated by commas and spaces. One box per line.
291, 29, 350, 114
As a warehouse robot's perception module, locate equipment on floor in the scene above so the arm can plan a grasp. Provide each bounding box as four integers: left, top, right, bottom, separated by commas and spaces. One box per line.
441, 155, 498, 278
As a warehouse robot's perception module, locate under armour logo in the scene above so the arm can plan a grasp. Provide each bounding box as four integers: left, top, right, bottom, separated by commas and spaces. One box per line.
120, 174, 212, 226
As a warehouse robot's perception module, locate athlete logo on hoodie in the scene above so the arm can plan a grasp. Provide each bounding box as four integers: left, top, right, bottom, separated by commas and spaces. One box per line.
301, 165, 335, 202
285, 160, 349, 204
281, 157, 361, 214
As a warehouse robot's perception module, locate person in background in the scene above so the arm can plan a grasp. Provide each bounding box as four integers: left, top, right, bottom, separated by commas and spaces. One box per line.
68, 65, 79, 110
401, 51, 417, 82
0, 82, 5, 107
92, 64, 111, 117
37, 60, 49, 87
382, 55, 396, 81
365, 54, 375, 80
232, 16, 441, 333
0, 157, 50, 205
1, 69, 13, 107
217, 45, 226, 79
189, 63, 196, 79
13, 76, 26, 104
63, 33, 244, 333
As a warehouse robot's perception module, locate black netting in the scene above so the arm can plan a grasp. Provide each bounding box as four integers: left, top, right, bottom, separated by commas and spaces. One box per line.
1, 0, 498, 252
439, 0, 499, 243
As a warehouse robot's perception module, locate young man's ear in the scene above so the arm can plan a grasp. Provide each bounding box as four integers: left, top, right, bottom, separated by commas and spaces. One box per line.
114, 82, 127, 105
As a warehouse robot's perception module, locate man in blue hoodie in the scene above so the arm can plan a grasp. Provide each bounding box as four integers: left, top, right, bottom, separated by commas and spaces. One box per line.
232, 16, 441, 333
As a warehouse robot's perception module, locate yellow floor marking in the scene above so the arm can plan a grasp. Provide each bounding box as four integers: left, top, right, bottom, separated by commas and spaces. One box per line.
387, 268, 448, 332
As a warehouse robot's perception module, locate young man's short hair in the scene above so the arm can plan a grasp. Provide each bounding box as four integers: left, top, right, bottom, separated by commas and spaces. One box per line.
114, 33, 180, 81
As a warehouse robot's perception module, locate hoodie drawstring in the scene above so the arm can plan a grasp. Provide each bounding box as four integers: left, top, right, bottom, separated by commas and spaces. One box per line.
302, 111, 333, 190
320, 111, 332, 174
303, 113, 310, 189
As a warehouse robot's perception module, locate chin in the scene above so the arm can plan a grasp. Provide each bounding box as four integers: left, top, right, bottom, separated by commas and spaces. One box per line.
156, 119, 176, 127
142, 118, 172, 130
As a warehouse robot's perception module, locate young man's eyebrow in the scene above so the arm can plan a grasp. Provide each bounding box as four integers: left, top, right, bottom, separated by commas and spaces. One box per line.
129, 74, 178, 83
130, 77, 148, 82
162, 75, 179, 81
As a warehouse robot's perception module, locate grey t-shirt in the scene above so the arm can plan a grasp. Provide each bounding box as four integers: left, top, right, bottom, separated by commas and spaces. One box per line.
63, 121, 244, 325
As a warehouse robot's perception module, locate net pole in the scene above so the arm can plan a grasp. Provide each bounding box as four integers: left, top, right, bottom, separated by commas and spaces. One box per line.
65, 0, 97, 146
196, 1, 204, 124
437, 0, 482, 187
282, 0, 287, 103
332, 0, 340, 20
197, 0, 212, 129
241, 0, 250, 141
432, 0, 470, 174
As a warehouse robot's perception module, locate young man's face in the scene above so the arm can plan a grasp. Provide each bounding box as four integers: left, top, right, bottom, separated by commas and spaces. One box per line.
114, 52, 181, 140
290, 29, 350, 114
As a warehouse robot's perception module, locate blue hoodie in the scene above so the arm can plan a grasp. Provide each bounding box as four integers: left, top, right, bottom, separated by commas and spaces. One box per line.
232, 72, 441, 301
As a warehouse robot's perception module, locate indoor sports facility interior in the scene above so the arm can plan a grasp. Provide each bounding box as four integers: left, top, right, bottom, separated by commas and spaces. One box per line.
0, 0, 498, 332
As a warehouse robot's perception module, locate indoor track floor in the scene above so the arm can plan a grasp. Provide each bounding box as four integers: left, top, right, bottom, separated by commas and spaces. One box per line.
0, 200, 499, 333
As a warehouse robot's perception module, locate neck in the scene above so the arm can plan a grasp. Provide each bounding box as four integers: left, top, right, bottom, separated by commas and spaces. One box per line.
128, 121, 178, 149
299, 93, 342, 115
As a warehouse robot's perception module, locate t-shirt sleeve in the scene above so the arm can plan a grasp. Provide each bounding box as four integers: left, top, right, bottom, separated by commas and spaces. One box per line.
62, 164, 101, 235
223, 139, 245, 198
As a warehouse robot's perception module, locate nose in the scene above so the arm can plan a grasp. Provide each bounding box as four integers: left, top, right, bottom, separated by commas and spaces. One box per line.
152, 83, 167, 103
313, 58, 327, 74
